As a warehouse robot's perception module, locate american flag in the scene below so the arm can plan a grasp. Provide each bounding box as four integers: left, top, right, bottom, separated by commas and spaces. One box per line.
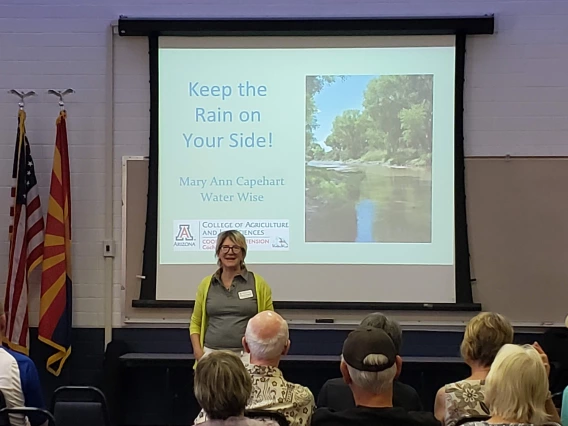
5, 109, 44, 354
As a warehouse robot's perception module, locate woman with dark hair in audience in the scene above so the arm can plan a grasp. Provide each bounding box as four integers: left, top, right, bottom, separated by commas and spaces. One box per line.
461, 343, 561, 426
434, 312, 514, 426
193, 351, 278, 426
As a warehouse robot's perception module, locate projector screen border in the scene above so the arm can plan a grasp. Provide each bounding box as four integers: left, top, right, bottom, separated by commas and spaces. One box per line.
132, 18, 484, 310
117, 15, 495, 37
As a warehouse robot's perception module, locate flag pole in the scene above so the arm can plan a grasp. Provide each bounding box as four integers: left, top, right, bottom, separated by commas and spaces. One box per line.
47, 89, 75, 110
7, 90, 36, 181
8, 90, 37, 110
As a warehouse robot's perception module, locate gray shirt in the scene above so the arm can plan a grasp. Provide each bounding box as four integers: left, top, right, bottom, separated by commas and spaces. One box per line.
204, 270, 257, 350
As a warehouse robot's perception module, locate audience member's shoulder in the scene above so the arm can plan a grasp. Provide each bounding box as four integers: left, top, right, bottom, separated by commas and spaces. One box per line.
313, 406, 441, 426
202, 418, 278, 426
0, 347, 34, 374
317, 377, 355, 411
255, 421, 278, 426
4, 348, 37, 373
446, 379, 484, 391
292, 381, 315, 405
322, 377, 345, 388
393, 380, 423, 411
395, 380, 419, 396
243, 419, 278, 426
311, 407, 340, 426
0, 347, 21, 379
5, 349, 34, 365
408, 410, 441, 426
0, 347, 18, 363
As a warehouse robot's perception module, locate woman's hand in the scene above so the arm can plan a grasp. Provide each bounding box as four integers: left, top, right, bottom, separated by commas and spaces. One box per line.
190, 333, 204, 361
194, 346, 205, 361
532, 341, 550, 377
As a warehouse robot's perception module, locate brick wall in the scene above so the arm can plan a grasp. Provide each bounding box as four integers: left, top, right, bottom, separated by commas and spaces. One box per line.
1, 0, 568, 330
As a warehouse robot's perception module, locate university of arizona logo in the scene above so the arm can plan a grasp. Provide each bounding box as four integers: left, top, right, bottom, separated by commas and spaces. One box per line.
175, 224, 194, 241
173, 223, 197, 249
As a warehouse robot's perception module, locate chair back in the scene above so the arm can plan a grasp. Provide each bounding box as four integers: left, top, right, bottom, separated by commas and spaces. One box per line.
51, 386, 111, 426
0, 392, 8, 426
0, 407, 56, 426
542, 328, 568, 392
245, 409, 289, 426
454, 414, 491, 426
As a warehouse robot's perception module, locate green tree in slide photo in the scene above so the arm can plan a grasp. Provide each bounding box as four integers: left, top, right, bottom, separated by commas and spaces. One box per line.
304, 74, 433, 244
305, 74, 433, 166
362, 74, 433, 166
305, 75, 340, 162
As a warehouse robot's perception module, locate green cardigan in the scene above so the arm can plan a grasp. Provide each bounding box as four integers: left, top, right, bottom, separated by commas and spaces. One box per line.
189, 272, 274, 351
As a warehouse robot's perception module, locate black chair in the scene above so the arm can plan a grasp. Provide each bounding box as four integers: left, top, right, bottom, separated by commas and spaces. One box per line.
50, 386, 111, 426
100, 339, 130, 426
551, 390, 563, 412
245, 409, 289, 426
454, 414, 491, 426
0, 407, 56, 426
0, 392, 8, 426
542, 328, 568, 394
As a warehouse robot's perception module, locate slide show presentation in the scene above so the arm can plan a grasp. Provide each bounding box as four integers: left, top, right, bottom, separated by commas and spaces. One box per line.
156, 35, 457, 303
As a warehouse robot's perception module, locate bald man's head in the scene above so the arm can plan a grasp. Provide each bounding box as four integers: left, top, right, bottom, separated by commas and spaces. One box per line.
243, 311, 290, 362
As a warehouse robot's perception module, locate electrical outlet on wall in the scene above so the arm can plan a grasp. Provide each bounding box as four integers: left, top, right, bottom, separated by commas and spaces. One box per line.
103, 240, 116, 258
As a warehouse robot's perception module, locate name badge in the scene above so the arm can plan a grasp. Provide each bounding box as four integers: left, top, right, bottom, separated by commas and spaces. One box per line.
238, 290, 253, 299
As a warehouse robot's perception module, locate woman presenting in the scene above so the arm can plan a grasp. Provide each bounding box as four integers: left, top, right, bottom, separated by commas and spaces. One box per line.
190, 229, 273, 361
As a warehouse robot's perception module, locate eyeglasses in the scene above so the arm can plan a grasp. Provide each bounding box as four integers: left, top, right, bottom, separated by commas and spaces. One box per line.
220, 245, 242, 254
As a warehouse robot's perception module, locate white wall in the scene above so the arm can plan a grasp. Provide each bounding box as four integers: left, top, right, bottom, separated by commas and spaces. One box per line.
1, 0, 567, 329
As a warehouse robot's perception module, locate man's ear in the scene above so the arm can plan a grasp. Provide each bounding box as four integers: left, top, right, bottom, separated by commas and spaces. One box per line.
394, 355, 402, 379
340, 360, 352, 385
242, 337, 250, 354
282, 339, 290, 356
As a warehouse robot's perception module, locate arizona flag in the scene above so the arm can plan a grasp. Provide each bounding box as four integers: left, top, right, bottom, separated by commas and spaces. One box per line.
39, 110, 72, 376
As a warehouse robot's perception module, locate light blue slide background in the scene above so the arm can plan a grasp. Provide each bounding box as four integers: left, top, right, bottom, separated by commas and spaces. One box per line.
158, 45, 455, 265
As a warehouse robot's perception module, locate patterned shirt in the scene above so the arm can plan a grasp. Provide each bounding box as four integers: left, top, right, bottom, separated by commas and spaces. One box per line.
195, 364, 315, 426
200, 417, 277, 426
444, 380, 489, 426
462, 422, 559, 426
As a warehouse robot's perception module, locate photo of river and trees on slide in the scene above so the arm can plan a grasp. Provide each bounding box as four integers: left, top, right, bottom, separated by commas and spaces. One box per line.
305, 74, 433, 243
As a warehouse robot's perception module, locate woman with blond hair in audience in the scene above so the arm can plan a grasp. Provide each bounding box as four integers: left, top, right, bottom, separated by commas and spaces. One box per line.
462, 343, 561, 426
193, 350, 278, 426
434, 312, 514, 426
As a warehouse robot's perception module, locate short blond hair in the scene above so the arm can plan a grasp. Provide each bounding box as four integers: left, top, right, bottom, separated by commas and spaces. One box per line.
194, 351, 251, 420
460, 312, 514, 366
215, 230, 247, 267
485, 344, 549, 424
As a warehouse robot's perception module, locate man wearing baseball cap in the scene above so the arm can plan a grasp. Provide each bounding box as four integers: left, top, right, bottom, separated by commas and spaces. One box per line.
317, 312, 422, 411
312, 327, 439, 426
